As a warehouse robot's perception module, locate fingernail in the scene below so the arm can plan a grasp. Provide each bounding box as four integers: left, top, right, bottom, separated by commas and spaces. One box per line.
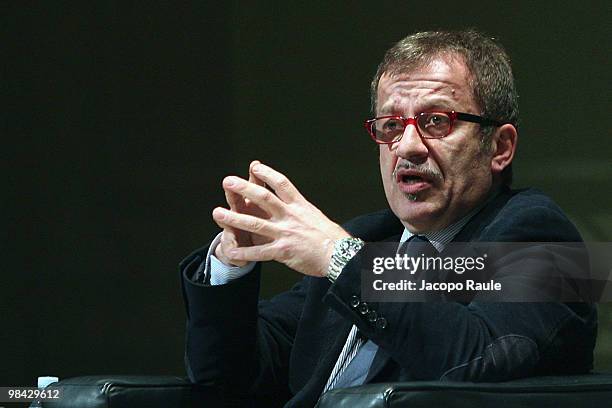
252, 164, 261, 173
224, 177, 236, 187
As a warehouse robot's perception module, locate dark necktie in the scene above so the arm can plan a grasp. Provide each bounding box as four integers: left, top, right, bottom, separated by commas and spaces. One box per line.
399, 234, 434, 256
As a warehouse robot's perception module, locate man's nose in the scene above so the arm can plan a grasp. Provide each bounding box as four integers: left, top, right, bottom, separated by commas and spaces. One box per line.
394, 124, 429, 164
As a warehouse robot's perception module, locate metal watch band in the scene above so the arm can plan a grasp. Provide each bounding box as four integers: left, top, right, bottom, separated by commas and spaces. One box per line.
327, 237, 365, 282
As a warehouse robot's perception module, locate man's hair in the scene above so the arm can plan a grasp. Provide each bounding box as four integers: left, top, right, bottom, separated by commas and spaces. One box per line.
370, 29, 518, 185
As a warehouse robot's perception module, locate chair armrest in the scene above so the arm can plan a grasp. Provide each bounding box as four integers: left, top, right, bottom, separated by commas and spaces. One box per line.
316, 374, 612, 408
43, 375, 221, 408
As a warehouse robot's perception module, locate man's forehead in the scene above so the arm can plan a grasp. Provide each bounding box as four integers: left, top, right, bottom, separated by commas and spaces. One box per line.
376, 57, 474, 112
379, 57, 470, 89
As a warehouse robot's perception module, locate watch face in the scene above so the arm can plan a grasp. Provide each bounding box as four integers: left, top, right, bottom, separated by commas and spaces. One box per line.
336, 238, 364, 260
329, 238, 364, 281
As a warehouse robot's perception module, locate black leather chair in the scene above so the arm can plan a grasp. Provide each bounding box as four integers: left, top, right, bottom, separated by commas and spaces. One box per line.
42, 376, 220, 408
43, 373, 612, 407
316, 374, 612, 407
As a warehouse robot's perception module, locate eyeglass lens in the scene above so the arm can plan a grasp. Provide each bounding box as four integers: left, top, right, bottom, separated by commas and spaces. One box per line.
372, 113, 452, 142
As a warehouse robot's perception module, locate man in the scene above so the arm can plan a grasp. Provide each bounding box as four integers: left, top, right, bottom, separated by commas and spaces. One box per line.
181, 30, 596, 407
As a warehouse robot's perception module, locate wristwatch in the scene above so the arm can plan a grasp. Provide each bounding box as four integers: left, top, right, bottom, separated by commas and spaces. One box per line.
327, 237, 365, 282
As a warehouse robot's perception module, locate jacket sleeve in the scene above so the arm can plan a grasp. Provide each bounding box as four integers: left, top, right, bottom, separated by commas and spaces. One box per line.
180, 209, 404, 396
180, 245, 306, 401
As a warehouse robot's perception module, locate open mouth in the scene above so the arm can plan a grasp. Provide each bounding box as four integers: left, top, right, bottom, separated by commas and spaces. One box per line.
396, 169, 433, 194
401, 174, 425, 184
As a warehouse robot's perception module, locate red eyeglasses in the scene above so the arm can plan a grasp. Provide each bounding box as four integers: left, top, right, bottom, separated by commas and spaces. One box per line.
364, 111, 503, 144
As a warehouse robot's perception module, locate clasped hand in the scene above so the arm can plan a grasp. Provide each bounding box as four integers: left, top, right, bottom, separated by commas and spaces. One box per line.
213, 161, 351, 277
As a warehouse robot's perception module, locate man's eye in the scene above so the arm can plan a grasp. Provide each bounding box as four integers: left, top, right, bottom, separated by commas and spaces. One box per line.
424, 114, 447, 128
383, 119, 403, 131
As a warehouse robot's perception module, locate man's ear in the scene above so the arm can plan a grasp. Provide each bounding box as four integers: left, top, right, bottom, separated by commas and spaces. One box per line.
490, 124, 518, 175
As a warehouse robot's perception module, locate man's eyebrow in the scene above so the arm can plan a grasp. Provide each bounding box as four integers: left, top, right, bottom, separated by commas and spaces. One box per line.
377, 107, 395, 116
415, 97, 455, 111
377, 101, 397, 116
377, 98, 457, 116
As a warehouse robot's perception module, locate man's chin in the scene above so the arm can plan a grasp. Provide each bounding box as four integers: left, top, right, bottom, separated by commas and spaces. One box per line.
392, 201, 441, 233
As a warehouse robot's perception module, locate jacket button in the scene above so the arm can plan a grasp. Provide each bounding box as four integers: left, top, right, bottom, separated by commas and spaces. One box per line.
350, 296, 360, 308
367, 310, 377, 322
375, 317, 387, 330
358, 302, 369, 315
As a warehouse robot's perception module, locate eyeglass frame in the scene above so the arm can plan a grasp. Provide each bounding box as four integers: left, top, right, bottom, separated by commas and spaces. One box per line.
364, 111, 505, 144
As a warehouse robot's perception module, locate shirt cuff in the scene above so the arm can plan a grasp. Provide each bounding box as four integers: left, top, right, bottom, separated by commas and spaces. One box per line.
206, 232, 256, 285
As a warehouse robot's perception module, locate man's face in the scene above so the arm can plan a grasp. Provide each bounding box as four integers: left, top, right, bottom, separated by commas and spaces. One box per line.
377, 56, 495, 233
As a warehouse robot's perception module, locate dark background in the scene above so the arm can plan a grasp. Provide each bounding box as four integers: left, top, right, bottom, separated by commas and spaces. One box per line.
4, 2, 611, 386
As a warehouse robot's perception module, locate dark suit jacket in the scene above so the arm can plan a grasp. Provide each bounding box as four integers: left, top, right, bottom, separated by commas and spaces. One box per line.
181, 187, 597, 407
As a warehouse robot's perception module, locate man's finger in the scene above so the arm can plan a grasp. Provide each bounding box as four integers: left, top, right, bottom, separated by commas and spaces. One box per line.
220, 227, 237, 246
215, 230, 248, 267
226, 242, 276, 263
222, 176, 284, 216
250, 162, 302, 203
221, 182, 255, 246
249, 160, 265, 187
225, 187, 247, 213
246, 160, 267, 210
213, 207, 276, 236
